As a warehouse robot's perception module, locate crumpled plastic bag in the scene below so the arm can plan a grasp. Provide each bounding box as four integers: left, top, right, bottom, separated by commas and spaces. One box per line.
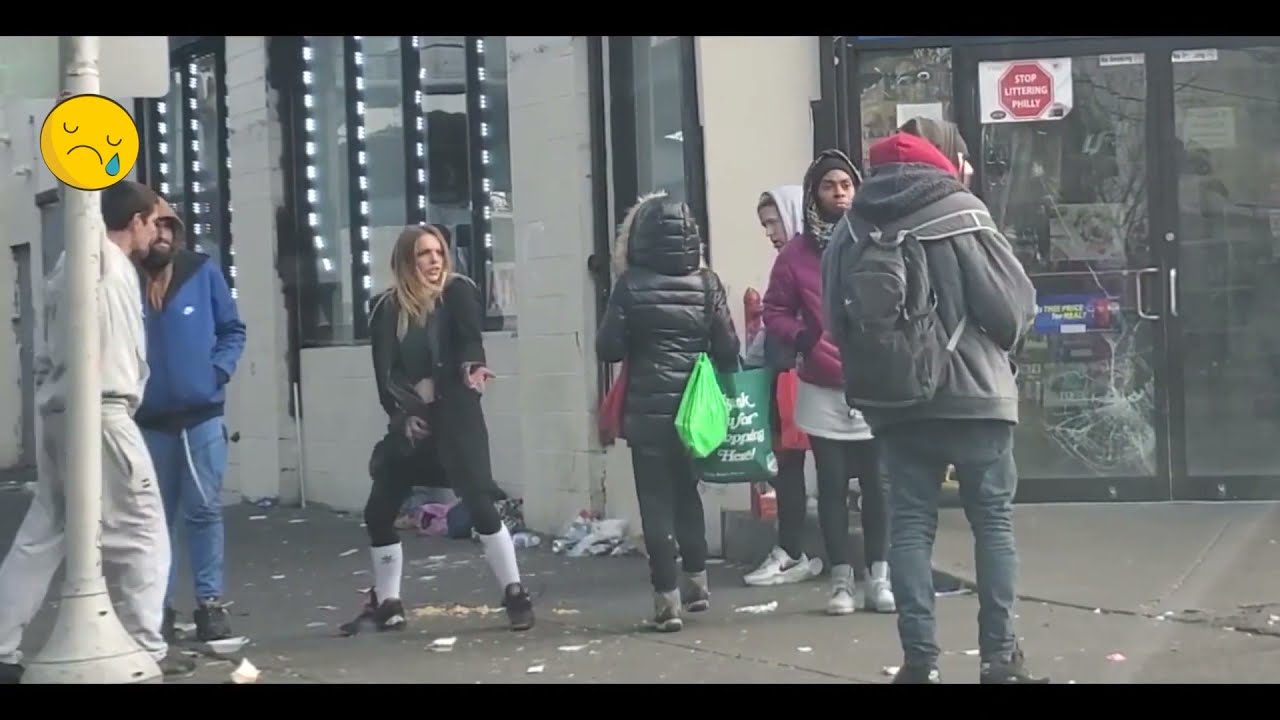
551, 511, 632, 557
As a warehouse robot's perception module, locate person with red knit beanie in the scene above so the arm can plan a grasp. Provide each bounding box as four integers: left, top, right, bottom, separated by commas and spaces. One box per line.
822, 122, 1047, 684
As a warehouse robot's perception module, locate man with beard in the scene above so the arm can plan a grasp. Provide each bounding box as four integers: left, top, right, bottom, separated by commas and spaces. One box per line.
0, 181, 195, 682
136, 199, 246, 644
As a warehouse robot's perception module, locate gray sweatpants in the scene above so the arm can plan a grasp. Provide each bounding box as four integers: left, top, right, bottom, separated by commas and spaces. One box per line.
0, 408, 171, 664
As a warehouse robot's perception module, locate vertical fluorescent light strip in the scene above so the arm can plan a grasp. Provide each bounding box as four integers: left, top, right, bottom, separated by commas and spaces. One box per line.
474, 37, 493, 252
186, 61, 207, 256
301, 38, 331, 278
411, 36, 427, 222
154, 95, 171, 198
222, 60, 238, 301
351, 36, 372, 302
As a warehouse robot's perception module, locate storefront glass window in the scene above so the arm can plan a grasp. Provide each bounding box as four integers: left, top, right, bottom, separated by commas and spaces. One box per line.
856, 47, 954, 168
479, 36, 516, 328
158, 68, 186, 213
418, 35, 472, 274
304, 35, 355, 344
188, 51, 225, 265
630, 36, 688, 203
363, 36, 407, 296
1172, 46, 1280, 478
979, 54, 1156, 479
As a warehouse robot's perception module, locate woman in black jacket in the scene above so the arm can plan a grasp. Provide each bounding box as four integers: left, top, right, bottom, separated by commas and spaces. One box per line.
596, 193, 740, 632
342, 225, 533, 635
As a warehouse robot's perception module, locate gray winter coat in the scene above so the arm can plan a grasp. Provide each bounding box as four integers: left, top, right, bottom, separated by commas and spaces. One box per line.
822, 163, 1036, 431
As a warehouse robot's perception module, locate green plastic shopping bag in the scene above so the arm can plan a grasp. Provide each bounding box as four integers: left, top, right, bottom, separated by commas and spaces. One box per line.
675, 352, 729, 458
699, 367, 778, 483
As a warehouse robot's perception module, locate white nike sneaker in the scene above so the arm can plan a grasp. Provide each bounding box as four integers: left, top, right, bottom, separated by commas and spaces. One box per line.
743, 546, 822, 587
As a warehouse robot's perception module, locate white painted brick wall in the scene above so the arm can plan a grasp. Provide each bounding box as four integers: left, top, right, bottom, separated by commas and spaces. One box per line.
506, 36, 602, 534
221, 36, 294, 505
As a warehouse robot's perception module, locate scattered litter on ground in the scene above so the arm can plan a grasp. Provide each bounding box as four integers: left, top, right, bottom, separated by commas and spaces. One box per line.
882, 666, 899, 677
271, 574, 286, 580
357, 586, 372, 595
249, 515, 267, 521
306, 621, 327, 628
1223, 626, 1235, 632
208, 637, 249, 654
429, 637, 457, 652
288, 518, 307, 524
551, 511, 638, 557
316, 605, 338, 611
558, 644, 588, 652
962, 649, 979, 656
1269, 614, 1278, 625
734, 601, 778, 615
706, 558, 725, 565
551, 608, 580, 616
230, 658, 260, 684
180, 650, 200, 658
1106, 652, 1127, 662
428, 555, 448, 561
418, 575, 437, 582
936, 589, 972, 598
526, 664, 545, 674
1093, 608, 1102, 614
175, 621, 197, 634
352, 570, 369, 576
797, 646, 812, 653
512, 531, 541, 549
339, 548, 359, 557
413, 603, 503, 619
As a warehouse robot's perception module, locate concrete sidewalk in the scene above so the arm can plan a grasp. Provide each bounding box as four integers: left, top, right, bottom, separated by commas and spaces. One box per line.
3, 480, 1279, 683
931, 502, 1280, 637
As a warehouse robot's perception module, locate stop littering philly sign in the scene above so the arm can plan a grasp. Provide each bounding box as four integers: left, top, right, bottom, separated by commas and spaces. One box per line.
978, 57, 1074, 124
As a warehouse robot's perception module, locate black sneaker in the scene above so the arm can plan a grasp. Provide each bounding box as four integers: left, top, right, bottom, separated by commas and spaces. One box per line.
371, 598, 407, 631
158, 653, 196, 677
892, 663, 942, 684
0, 662, 23, 685
161, 607, 177, 643
980, 649, 1050, 684
503, 583, 535, 632
194, 600, 233, 642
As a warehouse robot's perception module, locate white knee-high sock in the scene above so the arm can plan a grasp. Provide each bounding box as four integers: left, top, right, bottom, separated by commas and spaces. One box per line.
478, 525, 521, 590
371, 543, 403, 602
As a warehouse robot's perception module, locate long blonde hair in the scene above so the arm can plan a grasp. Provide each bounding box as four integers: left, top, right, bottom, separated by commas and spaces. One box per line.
389, 224, 452, 339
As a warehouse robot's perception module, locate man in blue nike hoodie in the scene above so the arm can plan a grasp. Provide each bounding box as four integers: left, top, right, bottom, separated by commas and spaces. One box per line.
137, 199, 246, 643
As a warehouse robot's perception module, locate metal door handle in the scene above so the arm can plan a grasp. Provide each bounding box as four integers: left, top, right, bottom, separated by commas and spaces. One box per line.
1135, 267, 1161, 320
1169, 268, 1179, 318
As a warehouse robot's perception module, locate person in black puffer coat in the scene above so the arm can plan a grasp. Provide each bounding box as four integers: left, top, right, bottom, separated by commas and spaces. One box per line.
596, 192, 740, 633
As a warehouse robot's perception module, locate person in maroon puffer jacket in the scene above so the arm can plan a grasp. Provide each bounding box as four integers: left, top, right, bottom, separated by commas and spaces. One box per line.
763, 149, 893, 617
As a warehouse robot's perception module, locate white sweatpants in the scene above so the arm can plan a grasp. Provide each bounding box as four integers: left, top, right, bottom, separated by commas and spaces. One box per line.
0, 409, 171, 664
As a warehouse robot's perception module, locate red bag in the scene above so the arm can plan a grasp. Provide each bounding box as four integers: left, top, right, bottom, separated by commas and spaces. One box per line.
598, 362, 628, 446
776, 369, 810, 451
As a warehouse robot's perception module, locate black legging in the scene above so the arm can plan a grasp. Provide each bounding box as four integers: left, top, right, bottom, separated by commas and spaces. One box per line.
363, 430, 503, 547
807, 436, 888, 569
771, 449, 808, 560
630, 442, 707, 594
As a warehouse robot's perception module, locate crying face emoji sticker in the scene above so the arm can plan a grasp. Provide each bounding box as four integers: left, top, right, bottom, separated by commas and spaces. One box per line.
40, 94, 140, 191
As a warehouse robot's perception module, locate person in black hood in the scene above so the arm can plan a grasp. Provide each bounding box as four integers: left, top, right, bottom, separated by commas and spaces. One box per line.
827, 124, 1046, 684
596, 192, 740, 632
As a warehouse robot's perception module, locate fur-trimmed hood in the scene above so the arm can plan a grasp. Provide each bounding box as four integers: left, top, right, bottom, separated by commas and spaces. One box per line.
612, 191, 703, 277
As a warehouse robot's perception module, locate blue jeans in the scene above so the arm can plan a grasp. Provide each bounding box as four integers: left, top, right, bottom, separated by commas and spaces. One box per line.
143, 416, 228, 606
879, 419, 1019, 667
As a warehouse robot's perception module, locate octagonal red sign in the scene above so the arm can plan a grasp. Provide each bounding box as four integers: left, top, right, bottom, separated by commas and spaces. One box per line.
998, 62, 1054, 120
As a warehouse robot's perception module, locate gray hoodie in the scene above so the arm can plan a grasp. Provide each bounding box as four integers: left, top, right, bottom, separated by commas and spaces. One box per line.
824, 163, 1036, 430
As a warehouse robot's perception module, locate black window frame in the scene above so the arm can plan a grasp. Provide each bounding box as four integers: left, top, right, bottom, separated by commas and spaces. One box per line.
136, 36, 235, 294
277, 35, 511, 348
606, 36, 709, 265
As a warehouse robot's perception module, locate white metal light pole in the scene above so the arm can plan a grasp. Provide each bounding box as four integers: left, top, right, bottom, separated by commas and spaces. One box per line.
21, 35, 163, 685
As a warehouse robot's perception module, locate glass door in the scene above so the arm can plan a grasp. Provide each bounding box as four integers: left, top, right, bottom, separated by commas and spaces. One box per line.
1165, 44, 1280, 499
960, 42, 1173, 501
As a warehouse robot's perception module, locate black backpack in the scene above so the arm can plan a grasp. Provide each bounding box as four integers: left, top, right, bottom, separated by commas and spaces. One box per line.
830, 207, 1000, 409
